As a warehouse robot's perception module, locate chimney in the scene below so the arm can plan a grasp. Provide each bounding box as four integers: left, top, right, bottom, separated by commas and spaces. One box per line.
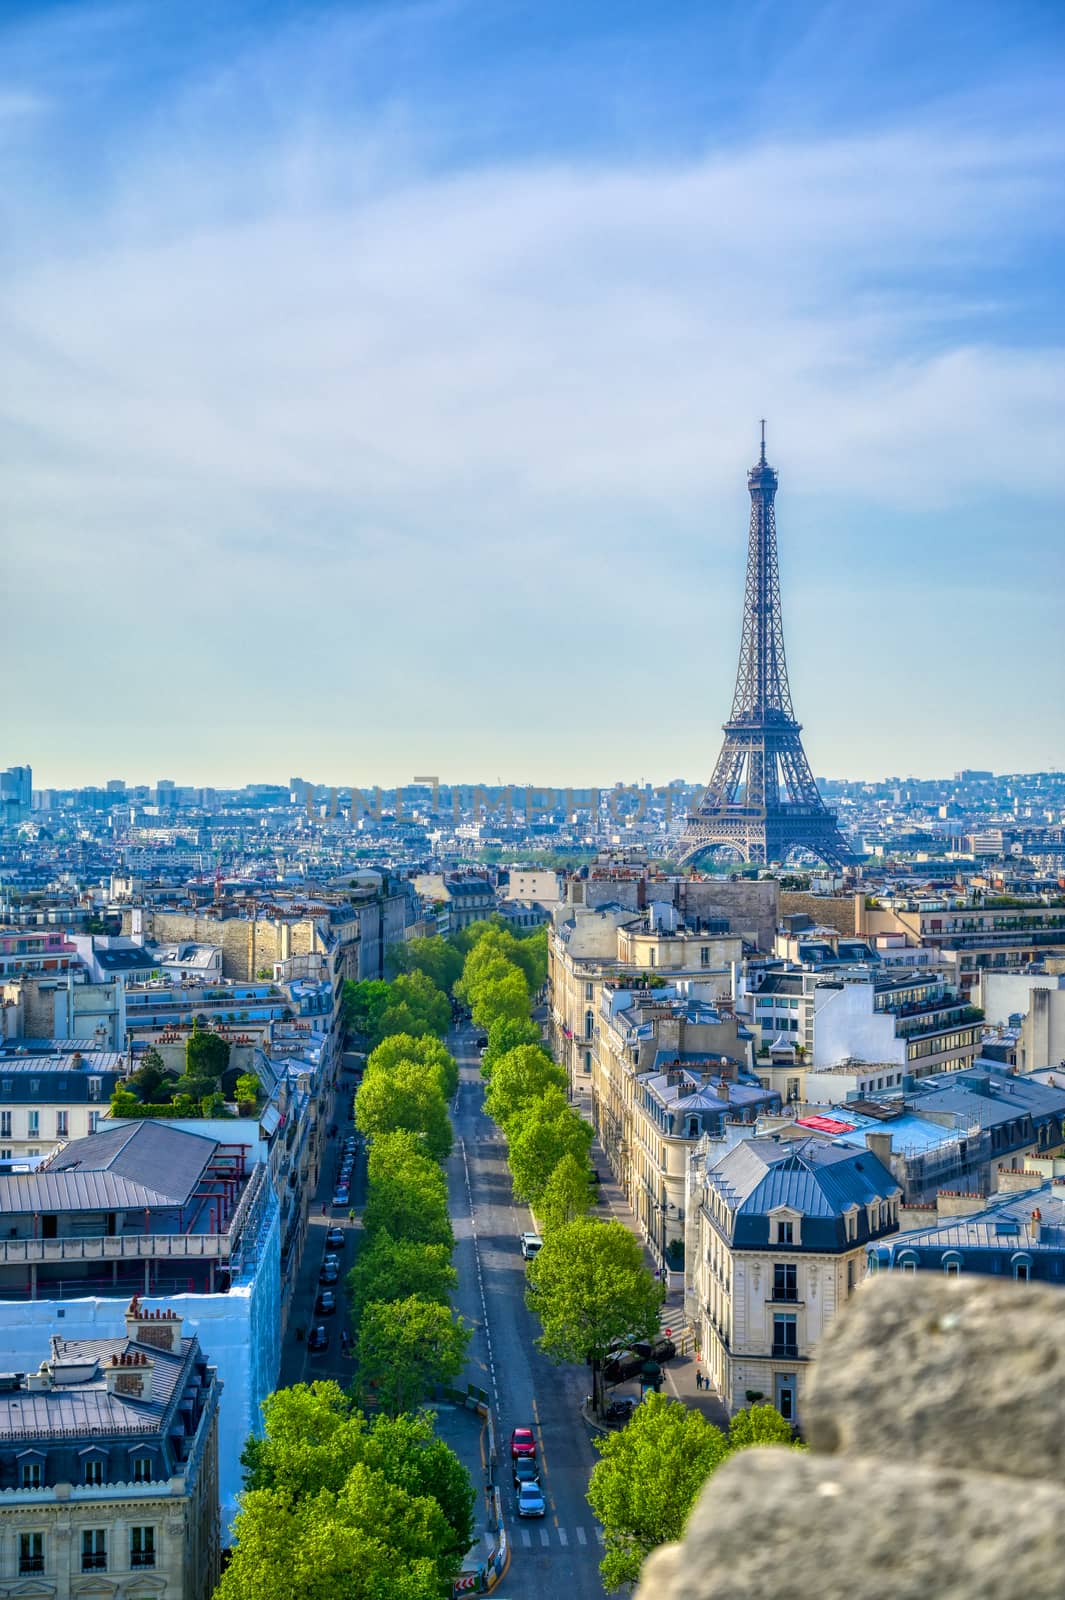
716, 1081, 731, 1102
1031, 1207, 1042, 1242
104, 1349, 155, 1401
124, 1296, 183, 1355
865, 1130, 894, 1170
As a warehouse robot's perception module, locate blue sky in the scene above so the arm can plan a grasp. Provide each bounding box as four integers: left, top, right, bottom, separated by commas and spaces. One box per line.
3, 0, 1063, 788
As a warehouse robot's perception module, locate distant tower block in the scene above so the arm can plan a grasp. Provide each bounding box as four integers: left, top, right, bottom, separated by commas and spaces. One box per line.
675, 426, 854, 869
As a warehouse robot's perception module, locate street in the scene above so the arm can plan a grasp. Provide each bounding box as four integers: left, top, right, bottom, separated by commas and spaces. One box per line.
448, 1024, 608, 1599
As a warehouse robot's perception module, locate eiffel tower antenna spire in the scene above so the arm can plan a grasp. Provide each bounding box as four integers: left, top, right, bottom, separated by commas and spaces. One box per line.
673, 430, 854, 869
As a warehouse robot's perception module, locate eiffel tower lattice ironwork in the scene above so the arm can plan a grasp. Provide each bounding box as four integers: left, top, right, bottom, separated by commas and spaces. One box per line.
675, 425, 853, 869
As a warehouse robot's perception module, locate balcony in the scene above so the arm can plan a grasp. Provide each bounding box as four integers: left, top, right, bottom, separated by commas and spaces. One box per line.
131, 1550, 156, 1568
19, 1556, 45, 1575
771, 1342, 800, 1360
82, 1553, 107, 1572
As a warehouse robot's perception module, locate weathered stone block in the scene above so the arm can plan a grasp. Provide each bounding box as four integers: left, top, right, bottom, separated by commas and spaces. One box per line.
635, 1448, 1065, 1600
805, 1274, 1064, 1480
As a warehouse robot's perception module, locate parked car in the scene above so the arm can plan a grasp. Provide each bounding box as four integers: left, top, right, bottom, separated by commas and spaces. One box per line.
319, 1260, 340, 1285
325, 1227, 345, 1249
512, 1457, 540, 1490
475, 1036, 488, 1050
603, 1336, 676, 1384
604, 1397, 639, 1425
332, 1187, 349, 1207
520, 1232, 543, 1260
307, 1325, 329, 1353
517, 1482, 546, 1518
509, 1427, 536, 1460
315, 1289, 337, 1315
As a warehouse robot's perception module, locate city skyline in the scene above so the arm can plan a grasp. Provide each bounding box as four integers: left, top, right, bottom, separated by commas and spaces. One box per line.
4, 0, 1064, 784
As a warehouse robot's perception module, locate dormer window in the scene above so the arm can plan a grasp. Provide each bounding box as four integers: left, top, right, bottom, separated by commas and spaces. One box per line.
19, 1452, 44, 1489
131, 1454, 154, 1483
84, 1459, 103, 1485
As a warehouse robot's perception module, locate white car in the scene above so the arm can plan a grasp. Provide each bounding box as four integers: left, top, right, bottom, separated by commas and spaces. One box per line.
520, 1232, 543, 1260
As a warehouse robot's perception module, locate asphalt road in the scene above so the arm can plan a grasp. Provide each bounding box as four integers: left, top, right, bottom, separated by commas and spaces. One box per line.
448, 1024, 607, 1599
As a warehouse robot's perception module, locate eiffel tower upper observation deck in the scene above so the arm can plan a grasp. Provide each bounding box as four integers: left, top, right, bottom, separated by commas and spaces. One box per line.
675, 426, 854, 869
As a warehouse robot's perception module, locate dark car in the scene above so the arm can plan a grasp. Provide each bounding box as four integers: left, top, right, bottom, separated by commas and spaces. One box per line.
315, 1289, 337, 1315
325, 1227, 345, 1250
319, 1261, 340, 1285
307, 1325, 329, 1353
604, 1336, 676, 1384
513, 1457, 540, 1490
509, 1427, 536, 1460
475, 1035, 489, 1050
604, 1397, 639, 1425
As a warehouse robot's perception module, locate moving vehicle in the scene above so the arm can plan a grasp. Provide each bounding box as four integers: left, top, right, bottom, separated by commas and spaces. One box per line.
475, 1035, 488, 1050
517, 1482, 546, 1518
307, 1325, 329, 1353
325, 1227, 345, 1249
520, 1232, 543, 1260
315, 1289, 337, 1315
332, 1187, 349, 1207
512, 1458, 540, 1490
509, 1427, 536, 1460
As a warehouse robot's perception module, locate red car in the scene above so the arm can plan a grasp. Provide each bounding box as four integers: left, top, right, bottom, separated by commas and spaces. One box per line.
510, 1427, 536, 1461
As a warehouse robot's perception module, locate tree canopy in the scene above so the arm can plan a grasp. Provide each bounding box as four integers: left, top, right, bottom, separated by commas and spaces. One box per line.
185, 1018, 229, 1082
366, 1033, 458, 1099
347, 1231, 457, 1323
480, 1014, 541, 1078
527, 1217, 663, 1409
356, 1295, 470, 1417
355, 1060, 452, 1162
587, 1393, 731, 1591
223, 1383, 472, 1600
483, 1044, 566, 1128
343, 972, 450, 1047
727, 1402, 798, 1451
505, 1084, 593, 1206
537, 1150, 596, 1232
386, 936, 464, 996
363, 1132, 453, 1249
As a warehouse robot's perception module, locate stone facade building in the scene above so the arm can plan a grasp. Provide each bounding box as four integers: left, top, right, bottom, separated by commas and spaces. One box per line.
0, 1296, 221, 1600
688, 1135, 899, 1421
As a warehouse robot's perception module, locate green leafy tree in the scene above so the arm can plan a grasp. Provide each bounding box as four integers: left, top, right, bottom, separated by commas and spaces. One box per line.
471, 967, 530, 1030
510, 926, 548, 994
587, 1393, 731, 1590
366, 1033, 458, 1099
356, 1295, 470, 1417
727, 1402, 796, 1451
505, 1085, 593, 1206
386, 936, 464, 995
127, 1049, 174, 1104
483, 1044, 566, 1127
239, 1383, 474, 1574
185, 1018, 229, 1082
537, 1150, 596, 1231
481, 1014, 541, 1078
355, 1061, 452, 1162
347, 1231, 457, 1321
373, 971, 451, 1043
363, 1133, 453, 1249
235, 1072, 261, 1109
527, 1217, 663, 1412
342, 978, 394, 1040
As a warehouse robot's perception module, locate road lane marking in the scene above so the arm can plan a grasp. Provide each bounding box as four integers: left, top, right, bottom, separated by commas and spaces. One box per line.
521, 1530, 531, 1548
460, 1136, 499, 1408
595, 1527, 605, 1544
557, 1527, 568, 1546
539, 1528, 551, 1547
576, 1527, 587, 1545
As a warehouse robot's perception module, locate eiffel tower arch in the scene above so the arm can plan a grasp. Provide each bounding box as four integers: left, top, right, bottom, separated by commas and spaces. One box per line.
674, 427, 854, 871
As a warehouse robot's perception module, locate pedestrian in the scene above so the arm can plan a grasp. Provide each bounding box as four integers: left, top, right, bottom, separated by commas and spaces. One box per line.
697, 1371, 704, 1392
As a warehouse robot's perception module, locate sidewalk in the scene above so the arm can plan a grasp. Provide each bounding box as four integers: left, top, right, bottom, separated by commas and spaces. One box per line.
430, 1399, 502, 1580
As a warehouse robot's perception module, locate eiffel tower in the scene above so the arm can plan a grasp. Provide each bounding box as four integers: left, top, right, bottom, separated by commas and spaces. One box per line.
675, 426, 853, 869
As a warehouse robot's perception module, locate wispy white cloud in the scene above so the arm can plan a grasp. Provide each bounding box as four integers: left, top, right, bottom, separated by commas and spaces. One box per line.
1, 2, 1063, 784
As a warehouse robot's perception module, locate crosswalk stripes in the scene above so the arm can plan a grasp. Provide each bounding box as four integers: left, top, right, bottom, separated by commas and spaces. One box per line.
512, 1524, 604, 1551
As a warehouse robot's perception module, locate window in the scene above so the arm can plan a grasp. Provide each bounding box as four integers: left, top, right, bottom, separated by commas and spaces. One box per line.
132, 1455, 154, 1483
88, 1111, 100, 1134
943, 1257, 961, 1277
131, 1526, 156, 1568
27, 1110, 39, 1137
776, 1219, 794, 1246
583, 1051, 592, 1075
20, 1460, 42, 1489
19, 1531, 44, 1575
584, 1011, 594, 1040
84, 1458, 104, 1485
56, 1110, 68, 1137
88, 1077, 101, 1101
773, 1262, 797, 1302
772, 1313, 798, 1358
82, 1529, 107, 1572
1014, 1259, 1030, 1282
648, 949, 656, 968
847, 1259, 855, 1294
585, 982, 594, 1001
701, 946, 710, 967
0, 1111, 10, 1137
